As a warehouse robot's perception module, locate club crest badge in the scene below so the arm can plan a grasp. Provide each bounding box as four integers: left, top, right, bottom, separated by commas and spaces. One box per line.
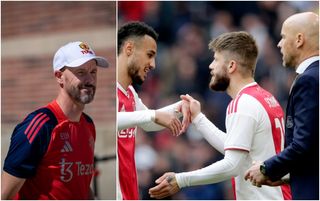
286, 116, 294, 128
79, 42, 93, 55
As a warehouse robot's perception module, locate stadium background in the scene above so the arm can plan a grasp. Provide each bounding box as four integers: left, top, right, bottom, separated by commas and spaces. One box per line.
1, 2, 116, 199
119, 1, 319, 199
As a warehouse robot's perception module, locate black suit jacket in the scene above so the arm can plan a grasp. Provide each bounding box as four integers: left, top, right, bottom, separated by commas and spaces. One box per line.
264, 60, 319, 200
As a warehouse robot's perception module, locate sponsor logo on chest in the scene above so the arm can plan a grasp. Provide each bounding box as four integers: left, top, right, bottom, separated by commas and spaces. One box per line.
118, 127, 137, 138
59, 158, 94, 182
57, 131, 94, 182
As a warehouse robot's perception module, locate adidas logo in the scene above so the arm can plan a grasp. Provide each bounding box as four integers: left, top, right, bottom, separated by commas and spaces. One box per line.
61, 141, 73, 153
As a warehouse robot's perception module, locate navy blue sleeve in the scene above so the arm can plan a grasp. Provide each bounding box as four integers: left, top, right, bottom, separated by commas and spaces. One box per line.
3, 108, 57, 178
264, 73, 319, 180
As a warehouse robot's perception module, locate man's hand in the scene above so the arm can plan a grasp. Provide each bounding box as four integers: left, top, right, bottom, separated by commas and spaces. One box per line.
176, 100, 191, 136
244, 161, 268, 187
264, 179, 287, 186
154, 111, 182, 136
180, 94, 201, 121
149, 172, 180, 199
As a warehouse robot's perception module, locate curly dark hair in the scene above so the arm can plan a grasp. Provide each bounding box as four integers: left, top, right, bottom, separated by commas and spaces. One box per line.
118, 21, 159, 54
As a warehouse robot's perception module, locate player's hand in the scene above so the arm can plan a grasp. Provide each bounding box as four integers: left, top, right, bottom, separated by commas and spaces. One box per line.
149, 172, 180, 199
176, 100, 191, 136
155, 111, 182, 136
180, 94, 201, 121
244, 161, 268, 187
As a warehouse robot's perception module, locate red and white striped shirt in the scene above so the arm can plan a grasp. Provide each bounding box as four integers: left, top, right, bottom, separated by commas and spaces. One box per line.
117, 84, 139, 200
176, 82, 291, 200
225, 82, 291, 199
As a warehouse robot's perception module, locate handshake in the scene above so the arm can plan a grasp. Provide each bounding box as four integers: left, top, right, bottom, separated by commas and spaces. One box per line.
154, 94, 201, 136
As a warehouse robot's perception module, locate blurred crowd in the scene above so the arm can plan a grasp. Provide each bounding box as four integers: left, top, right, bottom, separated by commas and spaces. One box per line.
119, 1, 318, 199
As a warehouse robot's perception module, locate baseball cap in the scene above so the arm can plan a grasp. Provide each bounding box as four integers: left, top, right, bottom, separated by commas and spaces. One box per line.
53, 41, 109, 71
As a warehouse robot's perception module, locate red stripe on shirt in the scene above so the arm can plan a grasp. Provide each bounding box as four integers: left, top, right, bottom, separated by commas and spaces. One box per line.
29, 117, 50, 143
239, 84, 292, 199
24, 113, 43, 135
26, 114, 47, 140
233, 95, 242, 113
230, 100, 234, 114
281, 184, 292, 200
227, 100, 233, 114
231, 178, 237, 200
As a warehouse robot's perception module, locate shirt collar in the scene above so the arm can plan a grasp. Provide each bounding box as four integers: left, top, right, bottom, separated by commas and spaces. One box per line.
117, 82, 129, 96
296, 56, 319, 74
48, 100, 69, 122
236, 82, 257, 97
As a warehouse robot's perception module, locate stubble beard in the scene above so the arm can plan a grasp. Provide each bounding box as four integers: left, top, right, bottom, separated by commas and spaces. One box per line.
128, 60, 144, 85
283, 54, 296, 69
67, 84, 96, 104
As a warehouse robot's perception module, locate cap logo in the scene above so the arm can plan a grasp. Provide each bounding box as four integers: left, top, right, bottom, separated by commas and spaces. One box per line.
79, 42, 93, 55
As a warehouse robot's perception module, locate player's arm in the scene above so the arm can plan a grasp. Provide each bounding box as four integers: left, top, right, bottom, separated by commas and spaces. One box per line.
181, 94, 226, 153
117, 110, 156, 130
138, 101, 183, 132
127, 87, 190, 134
117, 109, 182, 136
134, 93, 189, 134
2, 108, 56, 199
192, 113, 226, 154
149, 150, 247, 199
1, 171, 26, 200
176, 150, 247, 187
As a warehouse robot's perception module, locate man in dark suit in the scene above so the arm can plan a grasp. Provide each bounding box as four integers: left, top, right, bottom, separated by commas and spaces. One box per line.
244, 12, 319, 200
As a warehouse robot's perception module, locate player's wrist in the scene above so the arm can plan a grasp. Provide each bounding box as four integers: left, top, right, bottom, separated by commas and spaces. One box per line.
260, 162, 267, 176
174, 173, 185, 188
150, 110, 156, 122
192, 112, 205, 124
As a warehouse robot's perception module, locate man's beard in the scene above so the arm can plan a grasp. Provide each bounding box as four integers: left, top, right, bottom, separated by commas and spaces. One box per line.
128, 61, 144, 85
67, 84, 96, 104
283, 53, 296, 68
209, 70, 230, 91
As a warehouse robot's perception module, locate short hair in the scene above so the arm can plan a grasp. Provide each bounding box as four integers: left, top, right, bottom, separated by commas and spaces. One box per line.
118, 21, 159, 54
209, 31, 258, 75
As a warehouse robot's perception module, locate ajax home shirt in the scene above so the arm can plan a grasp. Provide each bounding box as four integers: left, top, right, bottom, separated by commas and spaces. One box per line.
117, 84, 139, 200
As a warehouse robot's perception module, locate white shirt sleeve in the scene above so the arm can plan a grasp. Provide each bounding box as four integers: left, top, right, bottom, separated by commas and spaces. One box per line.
139, 101, 182, 132
129, 86, 182, 132
117, 110, 155, 130
192, 113, 226, 154
224, 95, 259, 152
175, 150, 248, 188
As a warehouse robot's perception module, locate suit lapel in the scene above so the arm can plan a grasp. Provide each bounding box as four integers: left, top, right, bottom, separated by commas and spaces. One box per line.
289, 73, 301, 95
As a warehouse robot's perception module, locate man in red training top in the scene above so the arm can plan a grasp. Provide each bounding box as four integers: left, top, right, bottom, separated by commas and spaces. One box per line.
1, 41, 109, 199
